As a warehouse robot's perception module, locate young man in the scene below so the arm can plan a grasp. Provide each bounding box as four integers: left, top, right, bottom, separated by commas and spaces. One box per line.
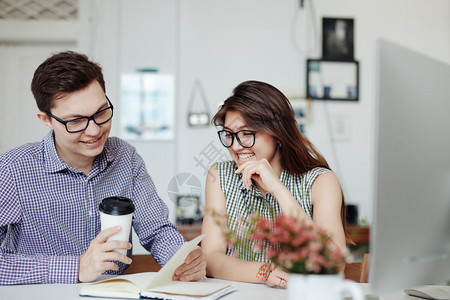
0, 51, 205, 285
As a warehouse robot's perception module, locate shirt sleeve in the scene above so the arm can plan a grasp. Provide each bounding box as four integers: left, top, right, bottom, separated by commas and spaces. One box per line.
130, 151, 186, 266
0, 162, 79, 285
0, 249, 79, 285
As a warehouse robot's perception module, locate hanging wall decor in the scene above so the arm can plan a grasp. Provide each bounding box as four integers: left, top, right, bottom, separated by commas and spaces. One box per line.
187, 80, 211, 127
322, 17, 354, 62
307, 17, 359, 101
306, 59, 359, 101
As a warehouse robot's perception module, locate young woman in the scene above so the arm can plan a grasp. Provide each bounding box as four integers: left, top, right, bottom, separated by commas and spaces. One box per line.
201, 80, 347, 287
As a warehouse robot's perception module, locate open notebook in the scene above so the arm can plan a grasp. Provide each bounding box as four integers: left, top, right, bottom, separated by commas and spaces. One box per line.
80, 235, 236, 299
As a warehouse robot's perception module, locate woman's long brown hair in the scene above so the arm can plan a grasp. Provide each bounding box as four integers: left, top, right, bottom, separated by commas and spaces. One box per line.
213, 80, 348, 239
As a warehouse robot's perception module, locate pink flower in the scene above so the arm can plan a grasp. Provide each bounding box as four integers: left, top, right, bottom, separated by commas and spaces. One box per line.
251, 229, 265, 241
266, 248, 278, 260
308, 241, 323, 253
256, 217, 271, 231
252, 242, 263, 252
215, 212, 348, 275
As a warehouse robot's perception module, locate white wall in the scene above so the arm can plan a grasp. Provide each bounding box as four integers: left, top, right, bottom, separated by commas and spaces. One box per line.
1, 0, 449, 228
116, 0, 179, 216
174, 0, 450, 224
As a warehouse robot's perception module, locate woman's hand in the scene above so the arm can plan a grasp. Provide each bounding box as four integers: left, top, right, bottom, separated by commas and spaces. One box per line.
236, 159, 313, 221
267, 266, 288, 288
235, 159, 282, 194
256, 263, 288, 288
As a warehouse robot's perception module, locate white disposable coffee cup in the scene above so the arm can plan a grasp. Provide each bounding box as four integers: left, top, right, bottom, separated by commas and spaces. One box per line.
99, 196, 135, 256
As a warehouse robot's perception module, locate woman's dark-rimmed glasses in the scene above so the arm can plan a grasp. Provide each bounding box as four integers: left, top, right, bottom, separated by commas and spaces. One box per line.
217, 130, 257, 148
46, 96, 114, 133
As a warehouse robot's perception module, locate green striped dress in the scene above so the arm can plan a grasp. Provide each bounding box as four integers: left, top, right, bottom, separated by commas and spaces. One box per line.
217, 160, 329, 262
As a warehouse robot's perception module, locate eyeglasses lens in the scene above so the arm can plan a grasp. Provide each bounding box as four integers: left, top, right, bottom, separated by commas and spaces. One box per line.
66, 107, 113, 132
218, 130, 255, 148
237, 131, 255, 147
218, 131, 232, 147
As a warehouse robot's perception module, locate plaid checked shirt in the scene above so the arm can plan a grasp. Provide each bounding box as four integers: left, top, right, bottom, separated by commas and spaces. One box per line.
217, 160, 328, 262
0, 131, 185, 285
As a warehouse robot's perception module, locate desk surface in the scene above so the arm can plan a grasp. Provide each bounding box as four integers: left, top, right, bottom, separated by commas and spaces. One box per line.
1, 277, 449, 300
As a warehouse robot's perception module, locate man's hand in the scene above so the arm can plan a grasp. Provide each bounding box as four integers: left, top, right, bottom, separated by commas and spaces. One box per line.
78, 226, 132, 282
172, 246, 206, 281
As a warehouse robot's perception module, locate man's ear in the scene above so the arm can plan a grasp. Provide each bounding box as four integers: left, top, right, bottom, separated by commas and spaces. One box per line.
37, 112, 53, 129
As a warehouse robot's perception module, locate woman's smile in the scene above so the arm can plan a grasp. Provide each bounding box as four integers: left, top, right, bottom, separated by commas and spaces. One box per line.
237, 153, 255, 162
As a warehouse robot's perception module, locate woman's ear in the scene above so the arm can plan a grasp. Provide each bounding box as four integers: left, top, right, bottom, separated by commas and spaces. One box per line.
37, 111, 53, 129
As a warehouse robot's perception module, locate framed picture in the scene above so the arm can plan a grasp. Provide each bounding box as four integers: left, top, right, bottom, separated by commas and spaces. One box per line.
306, 59, 359, 101
322, 17, 354, 61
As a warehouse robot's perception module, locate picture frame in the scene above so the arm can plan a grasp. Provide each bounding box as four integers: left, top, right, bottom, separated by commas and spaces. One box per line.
306, 59, 359, 101
322, 17, 354, 61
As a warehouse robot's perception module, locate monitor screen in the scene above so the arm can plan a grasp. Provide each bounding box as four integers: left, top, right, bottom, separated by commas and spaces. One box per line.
370, 40, 450, 293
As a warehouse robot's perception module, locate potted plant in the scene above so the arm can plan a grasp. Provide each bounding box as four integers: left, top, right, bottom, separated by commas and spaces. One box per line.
220, 213, 364, 300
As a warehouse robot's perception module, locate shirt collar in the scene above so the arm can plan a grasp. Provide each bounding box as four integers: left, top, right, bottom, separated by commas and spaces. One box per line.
43, 130, 69, 173
100, 139, 115, 165
42, 130, 113, 174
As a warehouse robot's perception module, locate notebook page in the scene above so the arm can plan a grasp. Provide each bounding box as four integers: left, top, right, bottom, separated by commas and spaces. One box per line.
144, 234, 206, 290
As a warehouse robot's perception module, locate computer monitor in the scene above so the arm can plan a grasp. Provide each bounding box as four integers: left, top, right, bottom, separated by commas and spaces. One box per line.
370, 39, 450, 294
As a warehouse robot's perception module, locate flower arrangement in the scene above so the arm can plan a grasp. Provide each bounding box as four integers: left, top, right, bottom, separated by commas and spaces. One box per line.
220, 213, 349, 275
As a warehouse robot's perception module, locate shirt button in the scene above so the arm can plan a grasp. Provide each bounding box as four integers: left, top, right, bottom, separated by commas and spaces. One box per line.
89, 211, 93, 216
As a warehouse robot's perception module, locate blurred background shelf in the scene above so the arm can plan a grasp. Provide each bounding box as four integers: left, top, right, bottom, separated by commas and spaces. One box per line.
177, 224, 370, 246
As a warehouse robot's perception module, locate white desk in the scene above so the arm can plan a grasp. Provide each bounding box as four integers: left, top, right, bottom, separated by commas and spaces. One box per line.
0, 278, 448, 300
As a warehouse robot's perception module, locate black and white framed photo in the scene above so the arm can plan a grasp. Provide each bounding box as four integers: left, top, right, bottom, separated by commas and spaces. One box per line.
322, 17, 354, 61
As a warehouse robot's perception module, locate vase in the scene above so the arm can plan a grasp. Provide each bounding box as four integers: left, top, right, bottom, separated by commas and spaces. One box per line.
286, 273, 364, 300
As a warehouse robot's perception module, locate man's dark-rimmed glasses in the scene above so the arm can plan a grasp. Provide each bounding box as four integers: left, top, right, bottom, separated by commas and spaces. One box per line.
217, 130, 257, 148
46, 96, 114, 133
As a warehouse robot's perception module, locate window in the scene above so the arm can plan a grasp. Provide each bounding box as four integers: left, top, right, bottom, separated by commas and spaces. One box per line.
120, 73, 174, 140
